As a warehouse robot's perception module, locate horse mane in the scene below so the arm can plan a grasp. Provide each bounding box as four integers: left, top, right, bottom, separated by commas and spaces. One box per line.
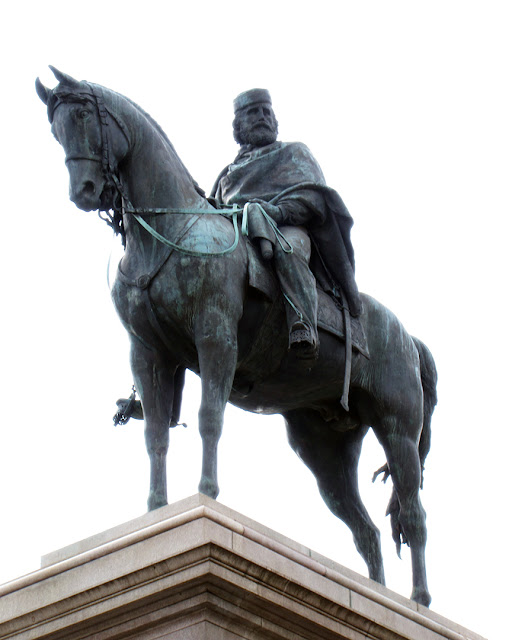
96, 83, 206, 199
50, 78, 209, 245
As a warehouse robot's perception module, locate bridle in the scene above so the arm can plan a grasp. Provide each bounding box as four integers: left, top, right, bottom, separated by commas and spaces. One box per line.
51, 83, 242, 256
54, 84, 295, 259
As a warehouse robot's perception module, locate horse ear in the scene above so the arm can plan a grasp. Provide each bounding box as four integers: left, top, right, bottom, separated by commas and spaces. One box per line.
35, 77, 49, 105
49, 65, 80, 88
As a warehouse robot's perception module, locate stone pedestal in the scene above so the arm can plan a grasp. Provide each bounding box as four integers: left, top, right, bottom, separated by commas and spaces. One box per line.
0, 494, 485, 639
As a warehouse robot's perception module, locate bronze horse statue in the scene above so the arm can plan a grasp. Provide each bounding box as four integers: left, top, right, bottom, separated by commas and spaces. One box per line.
36, 67, 437, 607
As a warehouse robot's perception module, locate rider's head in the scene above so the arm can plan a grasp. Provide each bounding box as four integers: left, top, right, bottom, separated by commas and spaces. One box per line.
232, 89, 278, 147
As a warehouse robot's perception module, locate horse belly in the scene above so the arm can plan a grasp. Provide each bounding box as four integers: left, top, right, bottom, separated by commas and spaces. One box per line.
231, 331, 352, 417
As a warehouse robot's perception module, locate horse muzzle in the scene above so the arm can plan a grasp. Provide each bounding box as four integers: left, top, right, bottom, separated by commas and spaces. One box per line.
66, 159, 105, 212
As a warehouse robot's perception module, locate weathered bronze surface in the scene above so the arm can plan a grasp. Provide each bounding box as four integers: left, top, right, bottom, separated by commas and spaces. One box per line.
36, 67, 437, 607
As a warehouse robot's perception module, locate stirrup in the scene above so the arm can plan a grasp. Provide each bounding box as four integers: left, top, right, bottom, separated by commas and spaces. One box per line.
289, 324, 318, 360
290, 328, 312, 344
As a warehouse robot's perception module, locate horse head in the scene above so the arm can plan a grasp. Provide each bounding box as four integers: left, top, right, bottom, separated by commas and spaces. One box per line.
36, 67, 130, 212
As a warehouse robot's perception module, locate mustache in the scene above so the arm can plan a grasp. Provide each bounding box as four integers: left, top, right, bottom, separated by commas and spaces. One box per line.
250, 122, 274, 132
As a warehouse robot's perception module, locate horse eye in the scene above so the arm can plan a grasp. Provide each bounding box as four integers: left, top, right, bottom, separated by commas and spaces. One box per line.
79, 109, 90, 119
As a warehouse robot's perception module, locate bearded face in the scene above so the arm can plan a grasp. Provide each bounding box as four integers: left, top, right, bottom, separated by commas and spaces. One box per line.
233, 103, 279, 147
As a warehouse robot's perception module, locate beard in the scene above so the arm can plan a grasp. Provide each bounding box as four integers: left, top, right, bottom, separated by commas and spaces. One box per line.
240, 124, 277, 147
234, 111, 279, 146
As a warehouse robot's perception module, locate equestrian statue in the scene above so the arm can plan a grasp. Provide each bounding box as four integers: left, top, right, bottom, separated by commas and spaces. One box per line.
36, 67, 437, 607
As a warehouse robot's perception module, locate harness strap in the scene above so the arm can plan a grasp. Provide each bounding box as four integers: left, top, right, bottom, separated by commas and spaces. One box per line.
116, 214, 201, 288
131, 209, 240, 257
309, 237, 354, 410
340, 292, 353, 412
89, 84, 114, 177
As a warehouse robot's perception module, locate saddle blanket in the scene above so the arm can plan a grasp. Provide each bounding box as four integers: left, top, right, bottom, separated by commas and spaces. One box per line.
246, 242, 369, 358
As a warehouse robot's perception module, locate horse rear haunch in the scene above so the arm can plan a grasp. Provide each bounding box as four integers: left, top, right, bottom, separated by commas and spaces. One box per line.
412, 336, 438, 473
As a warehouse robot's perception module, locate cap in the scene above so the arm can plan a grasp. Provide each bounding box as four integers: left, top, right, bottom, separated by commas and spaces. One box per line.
234, 88, 272, 113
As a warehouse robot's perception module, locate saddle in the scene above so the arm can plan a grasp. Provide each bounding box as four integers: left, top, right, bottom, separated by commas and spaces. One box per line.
248, 240, 367, 351
114, 237, 369, 424
234, 240, 369, 393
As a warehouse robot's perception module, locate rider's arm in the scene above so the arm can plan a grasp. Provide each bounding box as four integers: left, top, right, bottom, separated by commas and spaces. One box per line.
277, 189, 327, 226
251, 190, 327, 227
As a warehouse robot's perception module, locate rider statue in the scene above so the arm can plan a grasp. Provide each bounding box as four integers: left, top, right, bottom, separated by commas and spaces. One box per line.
211, 89, 362, 359
115, 88, 363, 425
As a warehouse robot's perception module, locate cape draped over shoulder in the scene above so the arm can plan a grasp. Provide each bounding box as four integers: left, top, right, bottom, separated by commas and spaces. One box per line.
211, 141, 361, 316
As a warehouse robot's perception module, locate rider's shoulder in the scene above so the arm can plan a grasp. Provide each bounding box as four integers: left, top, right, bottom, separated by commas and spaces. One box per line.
282, 141, 317, 157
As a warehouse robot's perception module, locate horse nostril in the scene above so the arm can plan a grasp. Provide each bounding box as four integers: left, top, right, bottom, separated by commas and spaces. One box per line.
82, 181, 96, 196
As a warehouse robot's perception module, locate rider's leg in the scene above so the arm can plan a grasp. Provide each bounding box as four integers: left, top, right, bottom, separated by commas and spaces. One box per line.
273, 226, 318, 356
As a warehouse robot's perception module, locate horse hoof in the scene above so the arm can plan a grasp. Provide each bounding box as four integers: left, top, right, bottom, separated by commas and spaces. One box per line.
198, 479, 219, 499
147, 494, 168, 511
411, 588, 431, 608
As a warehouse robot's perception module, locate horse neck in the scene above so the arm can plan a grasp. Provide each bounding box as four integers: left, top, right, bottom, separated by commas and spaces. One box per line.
120, 112, 211, 261
124, 115, 206, 211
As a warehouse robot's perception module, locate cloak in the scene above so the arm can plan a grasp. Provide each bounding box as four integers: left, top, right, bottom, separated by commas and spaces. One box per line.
211, 141, 362, 316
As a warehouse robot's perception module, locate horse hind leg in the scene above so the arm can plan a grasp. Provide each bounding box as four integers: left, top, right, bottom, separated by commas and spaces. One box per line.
374, 416, 431, 607
284, 409, 385, 585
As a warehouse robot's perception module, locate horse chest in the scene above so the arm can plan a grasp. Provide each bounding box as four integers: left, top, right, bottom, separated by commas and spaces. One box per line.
111, 275, 194, 357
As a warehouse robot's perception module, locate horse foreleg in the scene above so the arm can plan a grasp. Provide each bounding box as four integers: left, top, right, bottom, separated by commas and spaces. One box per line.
375, 421, 431, 607
130, 338, 176, 511
195, 327, 238, 499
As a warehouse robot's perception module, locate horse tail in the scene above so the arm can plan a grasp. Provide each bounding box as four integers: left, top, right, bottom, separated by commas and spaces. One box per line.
383, 336, 438, 557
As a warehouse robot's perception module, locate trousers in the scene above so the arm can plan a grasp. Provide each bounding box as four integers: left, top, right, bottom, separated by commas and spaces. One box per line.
273, 226, 318, 347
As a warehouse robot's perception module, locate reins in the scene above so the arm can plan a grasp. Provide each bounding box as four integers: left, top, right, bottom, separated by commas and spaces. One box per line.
110, 172, 242, 257
86, 85, 243, 257
130, 205, 242, 257
87, 84, 296, 258
125, 198, 293, 258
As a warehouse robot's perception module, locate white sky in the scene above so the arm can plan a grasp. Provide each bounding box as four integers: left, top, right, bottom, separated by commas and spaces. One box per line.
1, 2, 510, 638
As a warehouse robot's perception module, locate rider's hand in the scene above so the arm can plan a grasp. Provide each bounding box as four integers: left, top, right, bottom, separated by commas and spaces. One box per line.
249, 198, 285, 225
